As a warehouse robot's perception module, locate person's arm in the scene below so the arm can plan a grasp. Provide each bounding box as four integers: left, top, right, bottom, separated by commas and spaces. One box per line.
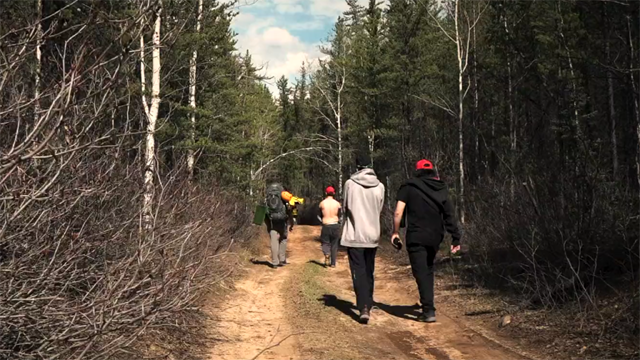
342, 181, 350, 224
286, 202, 294, 231
442, 195, 462, 252
318, 201, 324, 223
391, 201, 406, 243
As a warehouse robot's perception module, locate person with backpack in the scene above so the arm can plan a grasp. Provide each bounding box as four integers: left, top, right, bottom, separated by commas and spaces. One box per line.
319, 186, 341, 268
340, 153, 385, 324
265, 183, 294, 269
390, 159, 462, 323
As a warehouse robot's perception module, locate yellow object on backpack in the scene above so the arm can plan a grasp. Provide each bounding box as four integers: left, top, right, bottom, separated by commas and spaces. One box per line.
281, 191, 304, 207
289, 196, 304, 206
281, 191, 293, 202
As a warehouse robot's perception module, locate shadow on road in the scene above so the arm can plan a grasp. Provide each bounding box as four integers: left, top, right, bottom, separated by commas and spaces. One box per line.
318, 294, 360, 322
308, 259, 326, 268
318, 295, 425, 323
373, 302, 421, 321
250, 258, 273, 267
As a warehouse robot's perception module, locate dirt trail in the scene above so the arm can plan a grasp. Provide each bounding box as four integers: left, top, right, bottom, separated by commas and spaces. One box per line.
208, 226, 535, 360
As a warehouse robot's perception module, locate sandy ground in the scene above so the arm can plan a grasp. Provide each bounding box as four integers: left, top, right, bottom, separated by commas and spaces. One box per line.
207, 226, 538, 360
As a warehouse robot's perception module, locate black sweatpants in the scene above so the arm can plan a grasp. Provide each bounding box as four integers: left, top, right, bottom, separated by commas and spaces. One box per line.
347, 247, 377, 312
407, 244, 439, 312
320, 224, 340, 266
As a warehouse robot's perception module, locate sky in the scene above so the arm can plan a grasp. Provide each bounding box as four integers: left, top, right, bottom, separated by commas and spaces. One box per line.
228, 0, 370, 94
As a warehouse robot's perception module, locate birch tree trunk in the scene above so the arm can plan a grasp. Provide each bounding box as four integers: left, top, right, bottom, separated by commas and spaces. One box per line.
605, 16, 618, 176
557, 2, 581, 151
427, 0, 487, 224
607, 54, 618, 176
454, 0, 466, 224
187, 0, 203, 180
313, 61, 346, 198
34, 0, 42, 122
338, 106, 343, 198
628, 15, 640, 240
334, 69, 347, 198
504, 15, 516, 199
141, 3, 162, 231
472, 14, 480, 181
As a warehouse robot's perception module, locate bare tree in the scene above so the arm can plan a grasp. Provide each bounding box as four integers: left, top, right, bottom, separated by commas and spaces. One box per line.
187, 0, 203, 180
0, 2, 256, 358
557, 0, 583, 184
34, 0, 42, 123
427, 0, 487, 224
140, 1, 163, 231
312, 58, 347, 197
628, 15, 640, 238
503, 11, 516, 198
605, 7, 618, 177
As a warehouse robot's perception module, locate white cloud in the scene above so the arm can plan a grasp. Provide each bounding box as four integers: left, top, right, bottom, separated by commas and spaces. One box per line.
230, 0, 387, 95
309, 0, 381, 18
272, 0, 304, 13
234, 21, 323, 93
232, 12, 272, 30
309, 0, 350, 18
288, 19, 325, 31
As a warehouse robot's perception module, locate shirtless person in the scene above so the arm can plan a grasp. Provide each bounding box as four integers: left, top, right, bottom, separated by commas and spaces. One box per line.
319, 186, 341, 268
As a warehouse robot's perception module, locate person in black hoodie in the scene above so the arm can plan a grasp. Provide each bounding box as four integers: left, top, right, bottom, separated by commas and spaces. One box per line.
390, 159, 462, 323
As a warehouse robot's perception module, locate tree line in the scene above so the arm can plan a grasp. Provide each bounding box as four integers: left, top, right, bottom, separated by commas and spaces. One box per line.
0, 0, 638, 357
280, 0, 639, 344
0, 0, 285, 358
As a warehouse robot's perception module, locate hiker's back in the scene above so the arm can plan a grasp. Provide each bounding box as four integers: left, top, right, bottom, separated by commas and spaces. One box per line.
320, 197, 341, 225
401, 182, 443, 233
266, 183, 288, 222
397, 172, 461, 247
341, 169, 385, 247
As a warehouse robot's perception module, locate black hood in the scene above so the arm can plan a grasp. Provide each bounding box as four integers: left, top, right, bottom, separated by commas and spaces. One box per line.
405, 174, 448, 204
420, 177, 446, 191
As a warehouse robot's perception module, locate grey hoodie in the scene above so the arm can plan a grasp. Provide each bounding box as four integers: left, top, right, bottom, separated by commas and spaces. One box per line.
340, 169, 385, 248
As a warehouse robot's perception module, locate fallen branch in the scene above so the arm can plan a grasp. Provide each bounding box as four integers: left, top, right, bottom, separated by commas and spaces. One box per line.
250, 326, 309, 360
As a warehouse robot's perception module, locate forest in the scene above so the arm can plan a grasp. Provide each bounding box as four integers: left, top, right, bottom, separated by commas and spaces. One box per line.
0, 0, 638, 359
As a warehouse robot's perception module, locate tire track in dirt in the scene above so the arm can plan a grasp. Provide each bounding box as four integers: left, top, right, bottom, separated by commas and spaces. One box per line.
208, 226, 536, 360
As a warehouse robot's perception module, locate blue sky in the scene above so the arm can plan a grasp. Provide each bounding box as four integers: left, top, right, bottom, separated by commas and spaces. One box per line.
227, 0, 370, 94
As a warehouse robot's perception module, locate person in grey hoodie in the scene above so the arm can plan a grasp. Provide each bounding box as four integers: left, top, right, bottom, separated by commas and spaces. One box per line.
340, 152, 385, 324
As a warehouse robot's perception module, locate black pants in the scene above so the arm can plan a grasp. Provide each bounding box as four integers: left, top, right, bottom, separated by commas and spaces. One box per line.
320, 224, 340, 266
347, 247, 377, 312
407, 244, 439, 312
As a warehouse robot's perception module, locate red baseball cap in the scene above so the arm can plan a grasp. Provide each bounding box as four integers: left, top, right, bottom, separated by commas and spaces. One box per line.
416, 159, 434, 170
325, 186, 335, 195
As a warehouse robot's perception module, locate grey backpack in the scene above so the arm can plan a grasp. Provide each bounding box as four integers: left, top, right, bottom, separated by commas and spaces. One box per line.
266, 183, 287, 221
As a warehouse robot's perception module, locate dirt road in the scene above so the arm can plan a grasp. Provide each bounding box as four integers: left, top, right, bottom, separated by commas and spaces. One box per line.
208, 226, 535, 360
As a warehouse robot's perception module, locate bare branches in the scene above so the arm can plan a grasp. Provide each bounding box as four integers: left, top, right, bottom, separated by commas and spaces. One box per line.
411, 94, 457, 118
311, 56, 348, 195
251, 147, 321, 180
0, 2, 249, 358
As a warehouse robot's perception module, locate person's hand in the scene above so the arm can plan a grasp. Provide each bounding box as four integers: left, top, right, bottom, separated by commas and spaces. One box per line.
390, 232, 400, 245
391, 233, 402, 250
451, 245, 461, 254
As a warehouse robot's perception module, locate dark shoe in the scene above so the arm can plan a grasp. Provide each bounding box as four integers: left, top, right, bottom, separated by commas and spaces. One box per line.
359, 306, 370, 324
324, 255, 330, 267
278, 260, 288, 267
270, 263, 279, 269
417, 310, 436, 323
